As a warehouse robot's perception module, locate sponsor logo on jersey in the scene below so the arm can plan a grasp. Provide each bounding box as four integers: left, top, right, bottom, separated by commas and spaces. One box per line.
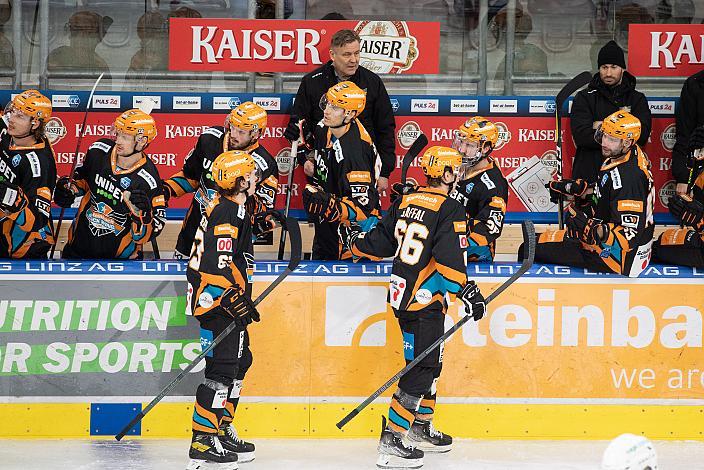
450, 99, 478, 113
44, 117, 67, 145
355, 21, 420, 74
621, 213, 640, 228
253, 96, 280, 111
529, 99, 556, 114
137, 168, 158, 190
11, 154, 20, 167
481, 171, 496, 190
0, 157, 18, 183
411, 98, 439, 113
214, 223, 237, 237
539, 150, 560, 178
661, 123, 676, 151
490, 99, 518, 113
649, 100, 675, 115
198, 291, 214, 308
658, 179, 677, 207
250, 152, 268, 171
92, 95, 121, 109
397, 121, 422, 149
120, 177, 131, 190
390, 99, 400, 112
217, 237, 233, 252
89, 141, 113, 153
389, 274, 407, 310
453, 221, 467, 233
493, 122, 511, 151
133, 96, 162, 110
52, 94, 80, 108
213, 96, 241, 110
86, 200, 127, 236
402, 331, 415, 360
618, 200, 644, 212
610, 168, 622, 189
415, 288, 432, 305
173, 96, 202, 110
26, 152, 41, 178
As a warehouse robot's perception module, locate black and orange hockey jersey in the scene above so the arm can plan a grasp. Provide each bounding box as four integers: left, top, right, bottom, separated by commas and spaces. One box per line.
0, 116, 57, 258
310, 119, 380, 227
186, 194, 253, 317
351, 187, 468, 314
62, 138, 166, 259
164, 126, 278, 255
450, 159, 509, 262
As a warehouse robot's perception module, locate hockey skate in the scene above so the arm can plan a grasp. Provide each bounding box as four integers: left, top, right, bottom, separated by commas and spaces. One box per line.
406, 419, 452, 453
186, 432, 238, 470
376, 416, 424, 469
218, 422, 256, 463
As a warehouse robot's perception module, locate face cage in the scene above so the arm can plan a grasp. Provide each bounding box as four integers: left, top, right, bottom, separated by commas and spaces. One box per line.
453, 134, 484, 167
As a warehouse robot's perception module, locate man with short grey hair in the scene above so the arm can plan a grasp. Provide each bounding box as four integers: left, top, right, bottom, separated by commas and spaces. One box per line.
285, 29, 396, 192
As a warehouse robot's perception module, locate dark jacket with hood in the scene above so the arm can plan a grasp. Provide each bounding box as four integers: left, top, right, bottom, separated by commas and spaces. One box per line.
672, 69, 704, 184
569, 71, 652, 183
288, 61, 396, 179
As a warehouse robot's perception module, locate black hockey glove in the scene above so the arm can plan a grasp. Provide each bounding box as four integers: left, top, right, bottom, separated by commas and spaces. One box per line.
220, 286, 260, 328
0, 178, 25, 213
458, 280, 486, 321
53, 176, 77, 208
284, 117, 301, 142
338, 222, 362, 256
253, 210, 279, 239
161, 180, 174, 205
546, 178, 590, 204
688, 126, 704, 154
566, 206, 605, 245
669, 194, 704, 231
125, 189, 153, 225
303, 184, 340, 222
390, 182, 418, 203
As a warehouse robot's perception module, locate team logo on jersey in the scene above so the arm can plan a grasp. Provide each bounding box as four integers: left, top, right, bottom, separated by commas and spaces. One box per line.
397, 121, 422, 149
120, 177, 131, 190
44, 117, 67, 145
11, 155, 20, 167
539, 150, 560, 178
390, 99, 400, 112
661, 123, 676, 152
195, 188, 218, 214
658, 180, 677, 208
493, 122, 511, 151
86, 200, 127, 237
465, 182, 474, 194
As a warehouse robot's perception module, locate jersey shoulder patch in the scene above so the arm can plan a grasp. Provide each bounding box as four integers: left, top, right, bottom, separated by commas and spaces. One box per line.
89, 140, 113, 154
26, 151, 41, 178
610, 167, 622, 190
137, 168, 158, 190
202, 127, 224, 139
480, 171, 496, 190
250, 151, 268, 171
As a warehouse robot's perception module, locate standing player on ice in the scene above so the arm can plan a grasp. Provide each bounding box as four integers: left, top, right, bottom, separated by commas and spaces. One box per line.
0, 90, 57, 258
449, 116, 509, 262
163, 101, 278, 258
185, 150, 261, 470
341, 146, 487, 469
53, 109, 166, 259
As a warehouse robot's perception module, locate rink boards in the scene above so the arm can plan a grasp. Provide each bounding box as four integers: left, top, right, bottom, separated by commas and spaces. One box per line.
0, 260, 703, 440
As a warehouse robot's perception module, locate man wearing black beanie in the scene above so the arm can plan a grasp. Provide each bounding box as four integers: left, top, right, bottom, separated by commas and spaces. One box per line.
569, 40, 652, 183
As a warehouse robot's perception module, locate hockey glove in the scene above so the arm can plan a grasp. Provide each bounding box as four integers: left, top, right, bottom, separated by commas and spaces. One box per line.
688, 126, 704, 154
338, 222, 362, 256
283, 117, 301, 142
390, 182, 418, 203
220, 286, 261, 328
566, 206, 605, 245
303, 185, 340, 222
546, 178, 590, 204
124, 189, 153, 225
458, 280, 486, 321
253, 210, 279, 239
0, 179, 25, 213
161, 180, 174, 205
669, 194, 704, 231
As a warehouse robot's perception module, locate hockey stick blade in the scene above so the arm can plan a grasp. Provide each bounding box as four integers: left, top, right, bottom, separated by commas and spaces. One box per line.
115, 217, 302, 441
401, 133, 428, 184
50, 73, 105, 259
336, 221, 536, 429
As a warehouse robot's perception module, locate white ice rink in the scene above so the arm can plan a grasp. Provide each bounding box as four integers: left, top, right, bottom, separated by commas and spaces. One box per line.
1, 439, 703, 470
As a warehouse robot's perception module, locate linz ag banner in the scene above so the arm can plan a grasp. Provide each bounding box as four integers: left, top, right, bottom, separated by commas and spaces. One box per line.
628, 24, 704, 77
169, 19, 440, 74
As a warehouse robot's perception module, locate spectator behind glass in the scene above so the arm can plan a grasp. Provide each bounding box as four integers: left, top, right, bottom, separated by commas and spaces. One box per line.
0, 0, 13, 70
47, 10, 112, 81
493, 7, 548, 80
127, 11, 167, 74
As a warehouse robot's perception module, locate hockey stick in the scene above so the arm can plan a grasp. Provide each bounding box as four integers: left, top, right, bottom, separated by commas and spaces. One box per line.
133, 98, 161, 260
555, 71, 591, 230
401, 133, 429, 185
336, 220, 536, 429
49, 73, 104, 259
278, 126, 300, 260
115, 217, 302, 441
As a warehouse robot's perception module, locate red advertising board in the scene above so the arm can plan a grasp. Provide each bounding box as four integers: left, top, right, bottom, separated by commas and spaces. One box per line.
47, 112, 676, 214
169, 19, 440, 74
628, 24, 704, 77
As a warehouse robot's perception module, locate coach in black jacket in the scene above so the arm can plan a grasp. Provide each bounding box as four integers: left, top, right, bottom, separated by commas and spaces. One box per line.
285, 29, 396, 192
672, 69, 704, 195
570, 40, 651, 183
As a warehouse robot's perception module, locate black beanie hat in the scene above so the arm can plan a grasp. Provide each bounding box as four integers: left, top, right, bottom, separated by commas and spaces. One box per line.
598, 40, 626, 68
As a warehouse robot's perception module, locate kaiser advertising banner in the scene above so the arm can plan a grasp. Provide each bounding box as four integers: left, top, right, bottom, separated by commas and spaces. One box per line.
628, 24, 704, 77
0, 91, 679, 218
169, 19, 440, 74
1, 260, 704, 403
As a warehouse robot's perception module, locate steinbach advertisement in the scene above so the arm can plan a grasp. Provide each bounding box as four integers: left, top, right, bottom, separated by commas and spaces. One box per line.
169, 19, 440, 74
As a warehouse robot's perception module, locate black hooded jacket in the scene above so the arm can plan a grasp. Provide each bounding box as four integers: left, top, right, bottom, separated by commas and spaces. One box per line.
569, 71, 652, 183
672, 70, 704, 184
